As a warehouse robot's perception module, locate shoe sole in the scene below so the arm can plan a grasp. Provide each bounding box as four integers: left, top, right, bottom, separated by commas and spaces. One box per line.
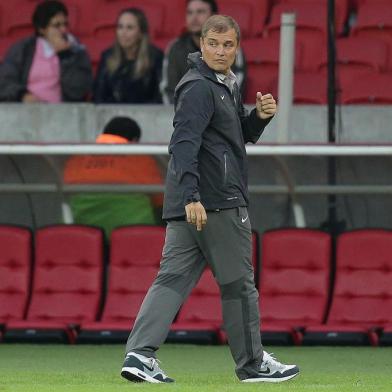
121, 367, 163, 383
242, 371, 299, 383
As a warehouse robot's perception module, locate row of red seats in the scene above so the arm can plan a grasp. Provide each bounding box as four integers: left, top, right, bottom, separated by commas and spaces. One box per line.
1, 225, 391, 346
0, 0, 391, 51
0, 0, 390, 39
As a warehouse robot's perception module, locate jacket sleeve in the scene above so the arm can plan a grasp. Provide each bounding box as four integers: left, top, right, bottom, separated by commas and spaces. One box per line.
59, 47, 93, 102
170, 80, 214, 204
238, 91, 273, 144
0, 42, 28, 102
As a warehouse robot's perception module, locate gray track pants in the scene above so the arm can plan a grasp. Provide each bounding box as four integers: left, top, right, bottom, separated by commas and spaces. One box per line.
125, 206, 263, 380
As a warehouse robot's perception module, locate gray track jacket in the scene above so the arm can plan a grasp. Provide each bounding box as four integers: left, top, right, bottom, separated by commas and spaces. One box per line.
162, 52, 272, 220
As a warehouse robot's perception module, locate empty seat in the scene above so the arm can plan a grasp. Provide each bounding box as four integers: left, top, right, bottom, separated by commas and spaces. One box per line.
1, 1, 35, 40
259, 229, 331, 345
341, 73, 392, 104
293, 72, 327, 104
303, 229, 392, 346
217, 0, 269, 38
352, 3, 392, 42
77, 225, 165, 343
318, 38, 389, 86
0, 226, 32, 339
4, 225, 104, 343
242, 37, 304, 103
275, 0, 349, 35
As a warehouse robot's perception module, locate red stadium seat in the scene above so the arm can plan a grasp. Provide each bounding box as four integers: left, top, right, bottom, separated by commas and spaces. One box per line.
259, 229, 332, 345
0, 226, 32, 339
275, 0, 349, 35
292, 72, 327, 104
81, 36, 113, 74
77, 225, 165, 343
1, 1, 35, 40
352, 3, 392, 42
266, 3, 336, 70
303, 229, 392, 346
341, 73, 392, 104
4, 225, 104, 343
317, 38, 389, 86
217, 0, 269, 38
242, 37, 304, 103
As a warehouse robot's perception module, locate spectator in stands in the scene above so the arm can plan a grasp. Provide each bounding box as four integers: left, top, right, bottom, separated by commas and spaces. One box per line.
63, 116, 164, 239
0, 0, 93, 103
160, 0, 247, 104
94, 8, 164, 103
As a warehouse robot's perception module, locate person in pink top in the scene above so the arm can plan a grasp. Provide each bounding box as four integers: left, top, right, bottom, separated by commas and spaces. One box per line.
0, 0, 92, 103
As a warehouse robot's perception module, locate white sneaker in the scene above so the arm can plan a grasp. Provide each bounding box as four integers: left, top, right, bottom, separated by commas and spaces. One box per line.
121, 352, 174, 383
242, 352, 299, 383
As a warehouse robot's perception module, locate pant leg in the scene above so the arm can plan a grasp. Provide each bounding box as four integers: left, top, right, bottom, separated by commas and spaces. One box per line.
196, 207, 263, 380
125, 221, 206, 357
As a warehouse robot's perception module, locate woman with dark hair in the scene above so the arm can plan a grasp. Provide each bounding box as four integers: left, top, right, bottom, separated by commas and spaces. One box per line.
0, 0, 93, 103
94, 8, 163, 103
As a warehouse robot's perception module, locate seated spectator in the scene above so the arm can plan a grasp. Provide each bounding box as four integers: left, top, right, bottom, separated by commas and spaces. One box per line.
160, 0, 247, 103
94, 8, 163, 103
0, 0, 93, 103
63, 116, 164, 239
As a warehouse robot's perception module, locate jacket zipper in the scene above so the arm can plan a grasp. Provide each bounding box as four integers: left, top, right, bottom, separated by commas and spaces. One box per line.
224, 152, 228, 185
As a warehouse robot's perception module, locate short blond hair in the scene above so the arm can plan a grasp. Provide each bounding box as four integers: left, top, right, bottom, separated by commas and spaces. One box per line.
201, 14, 241, 44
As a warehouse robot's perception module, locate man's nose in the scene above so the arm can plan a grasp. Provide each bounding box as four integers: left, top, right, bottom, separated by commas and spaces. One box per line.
216, 45, 225, 55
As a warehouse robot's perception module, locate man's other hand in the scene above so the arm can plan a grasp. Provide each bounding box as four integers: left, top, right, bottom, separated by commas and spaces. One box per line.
185, 201, 207, 231
256, 92, 277, 120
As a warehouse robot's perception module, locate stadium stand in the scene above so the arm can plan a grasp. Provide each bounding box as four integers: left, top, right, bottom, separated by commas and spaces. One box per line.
0, 226, 32, 341
242, 37, 303, 102
4, 225, 104, 343
340, 73, 392, 104
77, 225, 165, 343
318, 37, 389, 87
217, 0, 269, 38
303, 229, 392, 346
258, 229, 332, 345
291, 72, 328, 104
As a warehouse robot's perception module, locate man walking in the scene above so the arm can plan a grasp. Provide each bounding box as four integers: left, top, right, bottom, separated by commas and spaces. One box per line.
121, 15, 300, 384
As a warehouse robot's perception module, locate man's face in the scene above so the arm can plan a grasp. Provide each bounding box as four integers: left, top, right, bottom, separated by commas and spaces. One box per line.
200, 28, 238, 75
186, 0, 212, 35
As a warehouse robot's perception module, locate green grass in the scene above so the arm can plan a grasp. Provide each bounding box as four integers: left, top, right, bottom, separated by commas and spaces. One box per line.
0, 344, 391, 391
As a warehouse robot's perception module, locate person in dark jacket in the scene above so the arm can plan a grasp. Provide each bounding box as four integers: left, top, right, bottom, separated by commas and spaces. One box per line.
121, 15, 300, 384
0, 0, 93, 103
160, 0, 247, 104
93, 8, 163, 104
